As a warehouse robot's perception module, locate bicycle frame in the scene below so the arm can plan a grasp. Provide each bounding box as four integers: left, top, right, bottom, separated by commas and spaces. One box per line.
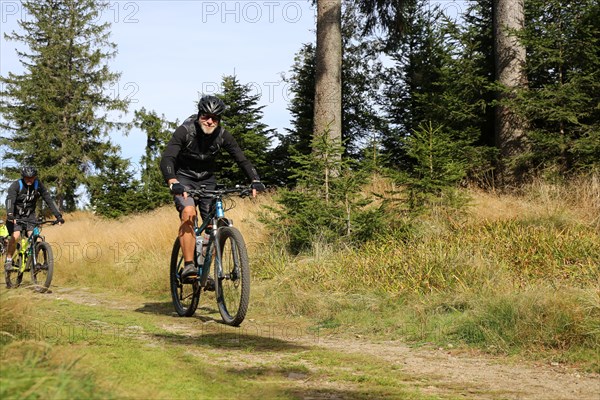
190, 187, 246, 288
12, 221, 50, 273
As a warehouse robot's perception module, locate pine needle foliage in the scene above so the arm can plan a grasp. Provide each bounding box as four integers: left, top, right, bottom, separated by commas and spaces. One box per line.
263, 134, 382, 253
0, 0, 129, 210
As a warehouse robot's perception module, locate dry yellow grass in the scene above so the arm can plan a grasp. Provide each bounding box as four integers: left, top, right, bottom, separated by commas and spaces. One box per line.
47, 195, 272, 294
469, 174, 600, 227
42, 174, 598, 298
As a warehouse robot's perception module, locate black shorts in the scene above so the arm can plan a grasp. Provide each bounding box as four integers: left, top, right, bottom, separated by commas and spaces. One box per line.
173, 176, 217, 222
6, 216, 36, 236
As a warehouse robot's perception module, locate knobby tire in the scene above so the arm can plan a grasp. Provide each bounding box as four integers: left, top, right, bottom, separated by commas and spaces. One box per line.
170, 238, 200, 317
29, 241, 54, 292
214, 226, 250, 326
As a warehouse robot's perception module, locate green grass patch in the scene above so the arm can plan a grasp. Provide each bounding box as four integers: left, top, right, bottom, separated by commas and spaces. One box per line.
0, 345, 112, 400
1, 289, 442, 400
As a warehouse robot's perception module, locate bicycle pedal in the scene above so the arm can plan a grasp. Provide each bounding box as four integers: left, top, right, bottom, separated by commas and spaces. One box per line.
182, 275, 198, 283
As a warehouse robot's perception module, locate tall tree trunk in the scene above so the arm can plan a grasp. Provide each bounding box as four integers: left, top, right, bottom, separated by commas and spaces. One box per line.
314, 0, 342, 174
493, 0, 528, 185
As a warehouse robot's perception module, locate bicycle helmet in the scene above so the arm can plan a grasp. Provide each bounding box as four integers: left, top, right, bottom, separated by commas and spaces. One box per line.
21, 166, 38, 178
197, 95, 226, 116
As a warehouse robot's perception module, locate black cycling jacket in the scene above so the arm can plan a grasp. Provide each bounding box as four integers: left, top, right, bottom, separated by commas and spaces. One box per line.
5, 179, 62, 219
159, 115, 259, 182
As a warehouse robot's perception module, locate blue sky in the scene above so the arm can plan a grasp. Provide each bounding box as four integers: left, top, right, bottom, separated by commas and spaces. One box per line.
1, 0, 318, 175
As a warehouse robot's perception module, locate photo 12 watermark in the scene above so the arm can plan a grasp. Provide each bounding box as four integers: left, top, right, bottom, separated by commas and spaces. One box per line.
2, 320, 137, 344
1, 1, 142, 24
47, 240, 140, 264
426, 0, 468, 20
199, 1, 307, 24
106, 81, 140, 104
192, 319, 325, 345
200, 80, 294, 105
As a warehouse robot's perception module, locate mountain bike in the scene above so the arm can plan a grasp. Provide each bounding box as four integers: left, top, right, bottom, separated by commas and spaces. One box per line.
5, 219, 58, 292
170, 185, 252, 326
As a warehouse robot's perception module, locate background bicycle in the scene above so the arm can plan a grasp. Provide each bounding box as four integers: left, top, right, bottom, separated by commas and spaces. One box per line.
0, 220, 8, 256
170, 185, 252, 326
4, 218, 57, 292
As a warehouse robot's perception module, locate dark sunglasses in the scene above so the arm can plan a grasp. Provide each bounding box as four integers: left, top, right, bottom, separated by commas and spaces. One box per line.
200, 114, 220, 122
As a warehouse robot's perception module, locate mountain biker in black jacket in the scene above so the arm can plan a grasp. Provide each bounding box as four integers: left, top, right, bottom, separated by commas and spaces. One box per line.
160, 95, 266, 284
4, 166, 64, 272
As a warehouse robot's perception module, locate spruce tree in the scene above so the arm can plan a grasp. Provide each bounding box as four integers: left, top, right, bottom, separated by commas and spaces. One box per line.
266, 134, 376, 253
380, 1, 451, 168
341, 4, 386, 159
87, 148, 139, 218
314, 0, 343, 168
217, 75, 274, 185
510, 0, 600, 175
133, 108, 176, 210
0, 0, 129, 210
277, 6, 386, 185
493, 0, 528, 184
457, 0, 496, 150
381, 1, 495, 185
273, 43, 316, 186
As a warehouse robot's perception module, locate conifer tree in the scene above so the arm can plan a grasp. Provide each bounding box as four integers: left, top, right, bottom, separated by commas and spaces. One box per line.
341, 5, 386, 159
88, 148, 139, 218
381, 1, 494, 184
0, 0, 129, 210
381, 2, 466, 168
277, 6, 385, 184
510, 0, 600, 175
314, 0, 343, 168
266, 134, 376, 253
403, 122, 471, 210
217, 75, 274, 185
273, 43, 316, 186
461, 0, 496, 149
133, 108, 176, 210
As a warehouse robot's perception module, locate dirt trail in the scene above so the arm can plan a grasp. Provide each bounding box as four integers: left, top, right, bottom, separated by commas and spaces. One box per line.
49, 286, 600, 400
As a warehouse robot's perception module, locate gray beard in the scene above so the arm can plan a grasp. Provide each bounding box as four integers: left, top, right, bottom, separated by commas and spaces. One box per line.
201, 124, 217, 135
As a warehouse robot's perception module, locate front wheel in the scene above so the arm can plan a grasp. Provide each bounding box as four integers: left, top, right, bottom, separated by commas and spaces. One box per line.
170, 238, 200, 317
214, 227, 250, 326
30, 242, 53, 292
5, 255, 23, 288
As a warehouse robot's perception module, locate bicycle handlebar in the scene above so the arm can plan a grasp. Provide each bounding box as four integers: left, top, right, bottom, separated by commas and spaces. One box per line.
186, 185, 253, 199
11, 219, 60, 226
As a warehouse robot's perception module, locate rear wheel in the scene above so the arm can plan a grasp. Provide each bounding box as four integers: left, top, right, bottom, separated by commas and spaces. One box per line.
215, 227, 250, 326
170, 238, 200, 317
30, 242, 53, 292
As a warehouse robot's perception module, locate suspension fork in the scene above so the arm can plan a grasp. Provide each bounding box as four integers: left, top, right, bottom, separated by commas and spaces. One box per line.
210, 214, 224, 280
28, 236, 38, 268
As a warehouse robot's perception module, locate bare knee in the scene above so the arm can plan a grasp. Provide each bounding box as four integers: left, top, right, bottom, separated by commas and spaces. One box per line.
179, 206, 196, 234
180, 206, 196, 223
